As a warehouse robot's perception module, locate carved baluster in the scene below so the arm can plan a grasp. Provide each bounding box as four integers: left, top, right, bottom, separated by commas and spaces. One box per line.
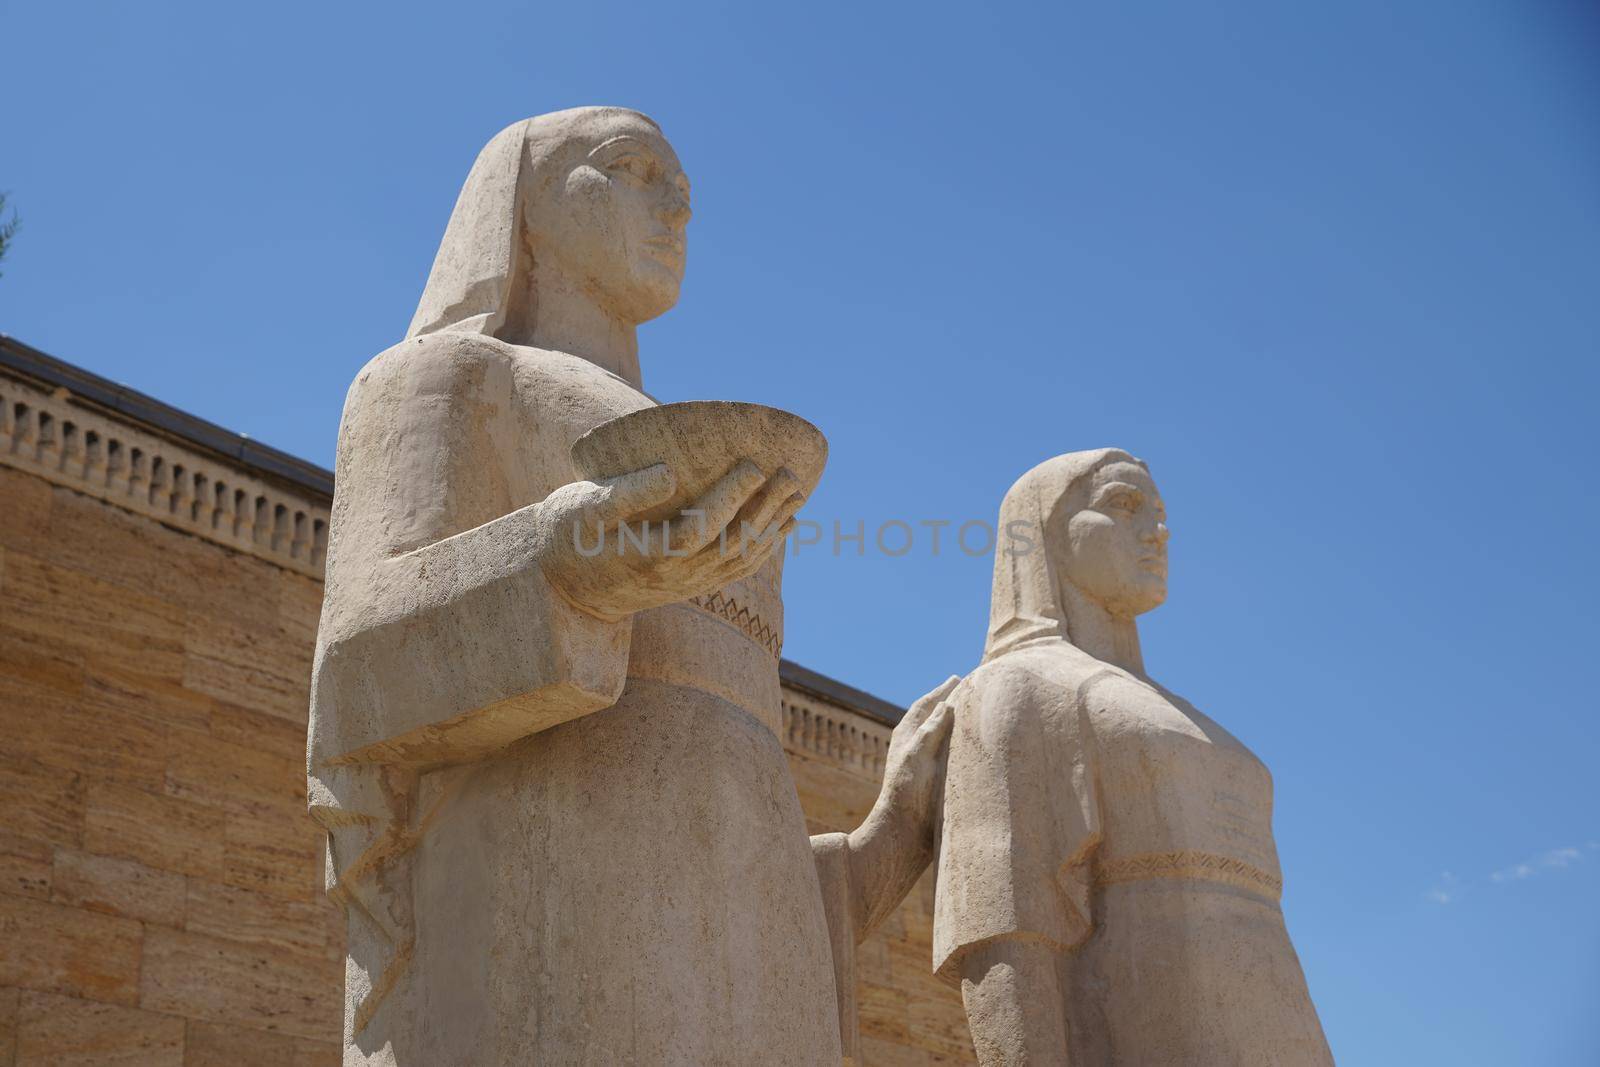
148, 458, 174, 512
83, 432, 106, 487
191, 473, 210, 523
12, 405, 37, 459
35, 413, 59, 468
269, 503, 289, 554
171, 465, 194, 522
60, 421, 83, 475
233, 492, 250, 541
212, 483, 234, 534
106, 441, 129, 497
251, 496, 271, 547
127, 449, 148, 504
288, 512, 308, 560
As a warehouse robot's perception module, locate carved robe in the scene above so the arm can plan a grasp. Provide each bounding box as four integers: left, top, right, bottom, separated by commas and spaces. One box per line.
308, 332, 867, 1064
933, 449, 1333, 1064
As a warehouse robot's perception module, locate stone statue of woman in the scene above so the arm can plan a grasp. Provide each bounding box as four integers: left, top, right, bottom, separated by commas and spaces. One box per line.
307, 107, 955, 1065
933, 449, 1334, 1064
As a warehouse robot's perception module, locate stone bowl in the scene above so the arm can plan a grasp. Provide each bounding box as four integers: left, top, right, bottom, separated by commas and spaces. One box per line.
570, 401, 828, 523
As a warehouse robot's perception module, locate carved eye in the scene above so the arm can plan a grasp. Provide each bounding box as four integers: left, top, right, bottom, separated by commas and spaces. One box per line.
607, 154, 655, 183
1107, 493, 1139, 514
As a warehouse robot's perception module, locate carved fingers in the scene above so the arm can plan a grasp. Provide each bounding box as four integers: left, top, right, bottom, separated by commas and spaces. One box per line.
590, 462, 676, 525
669, 460, 766, 554
897, 675, 962, 742
542, 459, 810, 622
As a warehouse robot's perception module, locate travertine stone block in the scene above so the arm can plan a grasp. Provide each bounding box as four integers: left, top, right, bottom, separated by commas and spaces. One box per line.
0, 467, 50, 547
82, 668, 212, 735
138, 927, 340, 1041
0, 835, 52, 902
1, 677, 165, 794
181, 1020, 337, 1067
0, 986, 16, 1066
185, 880, 340, 961
15, 991, 183, 1066
0, 896, 142, 1006
181, 617, 308, 725
49, 850, 185, 927
0, 554, 185, 683
83, 783, 224, 881
163, 729, 304, 818
207, 702, 307, 762
219, 808, 320, 903
0, 760, 83, 853
0, 624, 83, 698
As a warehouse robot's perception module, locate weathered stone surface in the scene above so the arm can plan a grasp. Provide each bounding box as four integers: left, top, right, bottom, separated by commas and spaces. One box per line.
1, 676, 166, 794
83, 668, 213, 736
14, 991, 183, 1066
0, 896, 142, 1006
0, 985, 17, 1065
33, 489, 284, 637
182, 616, 309, 725
164, 728, 304, 818
84, 783, 223, 881
0, 834, 52, 903
0, 553, 185, 682
185, 880, 340, 961
181, 1020, 337, 1067
0, 466, 51, 546
0, 621, 84, 698
0, 757, 83, 854
220, 808, 320, 903
208, 702, 305, 763
49, 850, 185, 927
139, 927, 341, 1041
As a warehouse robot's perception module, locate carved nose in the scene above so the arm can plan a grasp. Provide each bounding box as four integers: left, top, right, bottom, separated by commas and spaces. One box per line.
658, 190, 692, 228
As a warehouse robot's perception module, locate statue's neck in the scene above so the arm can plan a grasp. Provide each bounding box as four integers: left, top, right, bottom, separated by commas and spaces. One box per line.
506, 266, 642, 389
1060, 580, 1146, 676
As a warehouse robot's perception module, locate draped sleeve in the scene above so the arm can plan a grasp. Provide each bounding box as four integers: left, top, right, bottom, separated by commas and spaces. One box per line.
306, 332, 633, 904
932, 649, 1104, 982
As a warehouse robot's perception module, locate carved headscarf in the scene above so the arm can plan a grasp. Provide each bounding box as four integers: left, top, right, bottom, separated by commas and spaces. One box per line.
406, 106, 658, 340
982, 448, 1144, 662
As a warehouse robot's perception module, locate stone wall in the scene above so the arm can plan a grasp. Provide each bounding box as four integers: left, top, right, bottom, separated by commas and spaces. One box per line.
0, 354, 973, 1064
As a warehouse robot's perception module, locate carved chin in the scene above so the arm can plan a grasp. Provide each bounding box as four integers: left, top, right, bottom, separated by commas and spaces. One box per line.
627, 267, 683, 321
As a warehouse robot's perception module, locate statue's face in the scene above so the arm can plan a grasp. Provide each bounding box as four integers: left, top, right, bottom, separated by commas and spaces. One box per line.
1058, 461, 1169, 618
531, 113, 692, 324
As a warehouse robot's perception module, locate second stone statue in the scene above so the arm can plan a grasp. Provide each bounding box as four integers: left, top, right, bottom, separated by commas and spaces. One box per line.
305, 107, 957, 1065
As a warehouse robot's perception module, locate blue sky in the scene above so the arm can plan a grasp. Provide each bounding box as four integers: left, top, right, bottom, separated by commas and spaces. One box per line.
4, 1, 1597, 1061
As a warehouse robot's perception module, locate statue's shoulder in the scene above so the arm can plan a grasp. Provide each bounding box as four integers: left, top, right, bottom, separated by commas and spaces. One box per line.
966, 642, 1105, 706
347, 332, 521, 402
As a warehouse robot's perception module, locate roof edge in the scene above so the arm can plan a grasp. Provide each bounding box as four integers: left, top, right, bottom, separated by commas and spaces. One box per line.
0, 333, 335, 499
779, 658, 904, 726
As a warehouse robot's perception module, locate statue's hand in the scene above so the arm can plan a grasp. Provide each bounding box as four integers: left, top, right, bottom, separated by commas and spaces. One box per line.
874, 675, 962, 851
541, 460, 806, 621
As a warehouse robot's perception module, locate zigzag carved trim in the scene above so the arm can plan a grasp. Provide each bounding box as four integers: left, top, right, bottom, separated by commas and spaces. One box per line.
686, 590, 782, 659
1095, 849, 1283, 901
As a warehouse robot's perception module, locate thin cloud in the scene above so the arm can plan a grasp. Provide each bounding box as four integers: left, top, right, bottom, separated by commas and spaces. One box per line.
1426, 871, 1460, 905
1490, 845, 1585, 885
1428, 842, 1591, 903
